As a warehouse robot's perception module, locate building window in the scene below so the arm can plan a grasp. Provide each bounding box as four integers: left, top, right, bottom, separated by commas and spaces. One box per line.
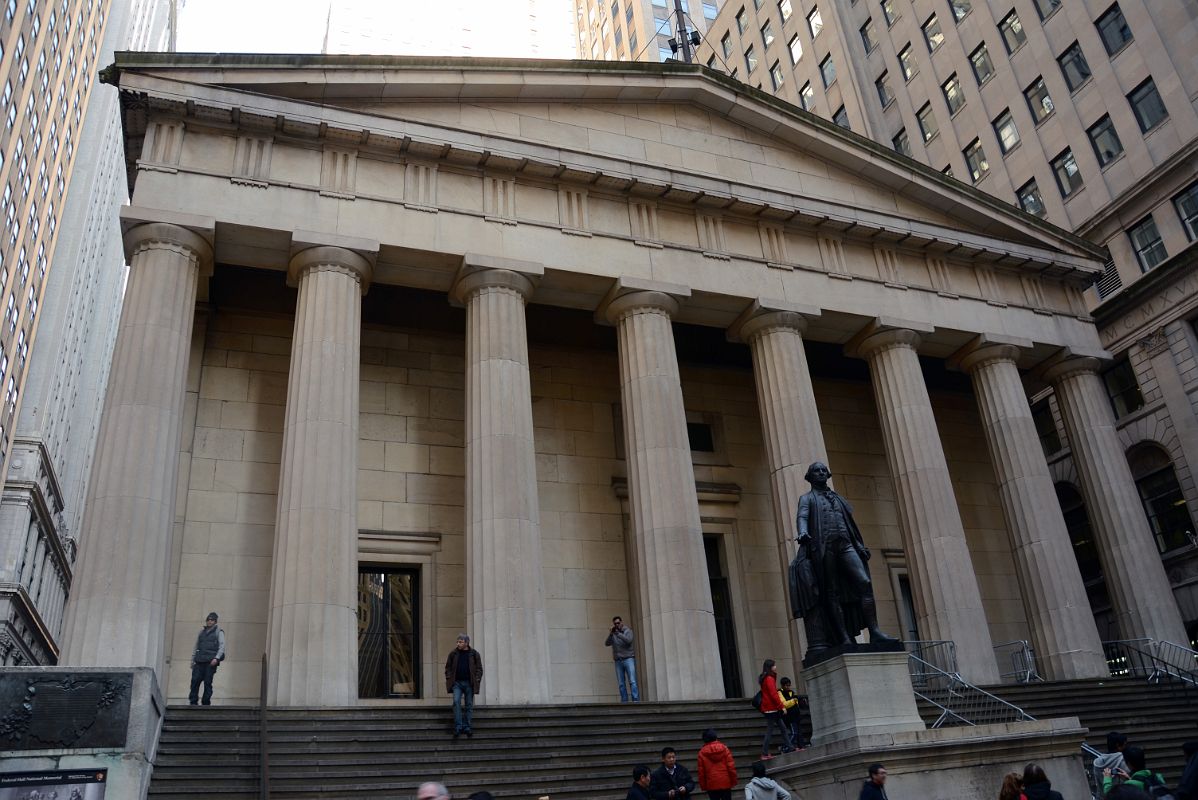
769, 60, 784, 89
1128, 78, 1168, 133
1129, 444, 1195, 555
1096, 3, 1132, 55
963, 139, 988, 182
1032, 0, 1060, 18
762, 19, 775, 47
687, 421, 717, 452
860, 18, 877, 51
1101, 358, 1144, 418
917, 102, 938, 141
1017, 179, 1046, 217
899, 43, 916, 80
659, 45, 673, 61
1024, 77, 1054, 123
1057, 483, 1102, 584
881, 0, 897, 25
704, 1, 719, 21
832, 105, 850, 129
628, 29, 638, 53
1032, 402, 1061, 456
876, 71, 894, 106
1058, 42, 1092, 91
808, 7, 823, 36
799, 81, 815, 110
923, 14, 944, 51
949, 0, 971, 22
1087, 115, 1123, 166
745, 45, 758, 72
820, 54, 836, 87
942, 73, 964, 114
1128, 215, 1167, 271
1174, 182, 1198, 241
1051, 148, 1083, 197
999, 10, 1026, 52
779, 0, 793, 20
736, 7, 747, 32
721, 33, 732, 58
788, 34, 803, 63
892, 128, 911, 157
993, 109, 1020, 153
969, 43, 994, 84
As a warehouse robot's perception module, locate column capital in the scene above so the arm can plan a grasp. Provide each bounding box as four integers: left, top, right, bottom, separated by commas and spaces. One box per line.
596, 276, 690, 325
122, 222, 214, 274
450, 254, 543, 305
727, 298, 821, 343
844, 318, 933, 360
288, 246, 374, 291
948, 334, 1032, 374
1035, 351, 1105, 385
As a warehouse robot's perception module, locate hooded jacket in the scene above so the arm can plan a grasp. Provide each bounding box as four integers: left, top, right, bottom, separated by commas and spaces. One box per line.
744, 776, 792, 800
1093, 751, 1127, 798
1024, 781, 1064, 800
697, 740, 738, 791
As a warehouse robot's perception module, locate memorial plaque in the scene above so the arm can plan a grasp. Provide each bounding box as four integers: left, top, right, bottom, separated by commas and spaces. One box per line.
0, 768, 108, 799
0, 673, 131, 750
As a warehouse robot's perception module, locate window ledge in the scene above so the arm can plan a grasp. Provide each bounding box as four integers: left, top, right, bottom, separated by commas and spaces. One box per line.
1033, 110, 1057, 129
904, 69, 919, 83
1142, 117, 1172, 141
949, 104, 967, 120
1068, 76, 1094, 95
1061, 185, 1087, 205
1098, 152, 1126, 173
1000, 141, 1022, 158
923, 131, 940, 145
1106, 40, 1133, 60
1007, 41, 1028, 58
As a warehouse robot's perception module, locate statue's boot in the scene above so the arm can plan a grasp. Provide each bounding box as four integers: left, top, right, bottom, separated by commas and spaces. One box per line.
826, 603, 854, 645
863, 595, 899, 644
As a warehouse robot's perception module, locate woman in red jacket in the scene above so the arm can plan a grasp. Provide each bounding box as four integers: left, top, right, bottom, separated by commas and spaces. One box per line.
697, 728, 738, 800
758, 659, 796, 759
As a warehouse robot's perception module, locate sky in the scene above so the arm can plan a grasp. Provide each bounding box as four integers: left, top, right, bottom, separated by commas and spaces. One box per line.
177, 0, 579, 58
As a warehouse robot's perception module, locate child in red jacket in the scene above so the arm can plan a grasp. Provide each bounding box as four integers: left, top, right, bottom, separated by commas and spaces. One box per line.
697, 728, 738, 800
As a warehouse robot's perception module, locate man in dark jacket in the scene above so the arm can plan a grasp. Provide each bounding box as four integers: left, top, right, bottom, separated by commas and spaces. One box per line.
444, 634, 483, 739
1177, 741, 1198, 800
858, 763, 889, 800
627, 765, 653, 800
650, 747, 695, 800
188, 612, 225, 705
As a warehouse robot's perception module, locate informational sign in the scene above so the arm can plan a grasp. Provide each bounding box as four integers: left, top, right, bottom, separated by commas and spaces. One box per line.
0, 769, 107, 799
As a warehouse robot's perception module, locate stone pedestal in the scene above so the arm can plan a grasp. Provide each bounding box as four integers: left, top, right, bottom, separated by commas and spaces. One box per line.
0, 667, 164, 800
806, 651, 926, 745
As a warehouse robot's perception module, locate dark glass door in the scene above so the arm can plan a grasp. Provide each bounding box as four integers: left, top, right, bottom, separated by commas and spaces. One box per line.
357, 568, 420, 698
704, 535, 743, 698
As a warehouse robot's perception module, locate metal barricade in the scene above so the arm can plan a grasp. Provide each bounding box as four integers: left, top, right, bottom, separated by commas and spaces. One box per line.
905, 650, 1036, 728
994, 639, 1043, 684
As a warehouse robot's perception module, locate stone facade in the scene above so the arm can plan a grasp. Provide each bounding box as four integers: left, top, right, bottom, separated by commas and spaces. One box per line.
59, 56, 1192, 706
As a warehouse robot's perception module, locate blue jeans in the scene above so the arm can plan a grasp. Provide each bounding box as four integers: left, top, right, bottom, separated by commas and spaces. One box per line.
452, 680, 474, 733
614, 657, 639, 702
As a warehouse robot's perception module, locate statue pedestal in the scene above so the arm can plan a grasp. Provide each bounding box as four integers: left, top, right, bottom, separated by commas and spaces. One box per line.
806, 650, 926, 745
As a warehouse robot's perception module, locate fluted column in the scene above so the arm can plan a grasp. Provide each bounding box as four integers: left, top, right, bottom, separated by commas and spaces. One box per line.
955, 341, 1106, 679
603, 284, 724, 700
848, 324, 999, 683
267, 245, 372, 706
731, 301, 827, 679
451, 261, 552, 704
60, 222, 211, 677
1044, 356, 1188, 644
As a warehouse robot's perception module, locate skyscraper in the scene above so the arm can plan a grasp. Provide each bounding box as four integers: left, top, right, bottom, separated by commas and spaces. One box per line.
575, 0, 727, 62
0, 0, 174, 667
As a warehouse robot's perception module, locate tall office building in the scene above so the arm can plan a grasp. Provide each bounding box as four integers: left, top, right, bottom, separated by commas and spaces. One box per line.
323, 0, 576, 59
0, 0, 174, 667
575, 0, 727, 62
696, 0, 1198, 638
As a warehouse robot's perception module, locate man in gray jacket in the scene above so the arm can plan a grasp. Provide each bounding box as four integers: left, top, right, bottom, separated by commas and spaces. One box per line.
605, 615, 639, 702
1093, 731, 1128, 799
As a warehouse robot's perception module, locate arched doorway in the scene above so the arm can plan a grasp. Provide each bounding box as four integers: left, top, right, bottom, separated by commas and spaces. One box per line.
1126, 443, 1195, 555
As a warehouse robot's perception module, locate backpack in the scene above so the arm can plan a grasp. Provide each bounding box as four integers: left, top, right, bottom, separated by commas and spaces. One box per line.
751, 690, 763, 711
1139, 773, 1175, 800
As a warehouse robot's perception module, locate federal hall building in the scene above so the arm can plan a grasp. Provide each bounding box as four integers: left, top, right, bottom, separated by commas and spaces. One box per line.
55, 54, 1197, 707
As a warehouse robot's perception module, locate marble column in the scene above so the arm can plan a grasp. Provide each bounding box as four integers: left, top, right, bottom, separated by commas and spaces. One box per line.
1044, 355, 1188, 645
955, 341, 1107, 679
267, 245, 372, 706
602, 283, 724, 700
450, 260, 552, 704
730, 301, 827, 678
60, 222, 211, 677
848, 324, 1000, 684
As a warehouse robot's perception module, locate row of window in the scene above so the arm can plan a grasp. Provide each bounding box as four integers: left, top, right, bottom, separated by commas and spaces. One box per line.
1124, 182, 1198, 273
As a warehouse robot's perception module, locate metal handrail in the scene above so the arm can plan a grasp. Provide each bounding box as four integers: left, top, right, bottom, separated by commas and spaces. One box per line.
906, 652, 1036, 728
1102, 638, 1198, 690
1102, 638, 1155, 678
994, 639, 1043, 684
903, 639, 958, 688
1155, 640, 1198, 685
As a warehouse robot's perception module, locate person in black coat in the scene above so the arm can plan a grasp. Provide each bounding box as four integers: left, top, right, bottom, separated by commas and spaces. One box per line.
650, 747, 696, 800
858, 763, 889, 800
627, 765, 653, 800
1023, 763, 1065, 800
1178, 740, 1198, 800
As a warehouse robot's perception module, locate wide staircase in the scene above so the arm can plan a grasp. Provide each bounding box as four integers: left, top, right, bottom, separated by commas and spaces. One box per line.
149, 678, 1197, 799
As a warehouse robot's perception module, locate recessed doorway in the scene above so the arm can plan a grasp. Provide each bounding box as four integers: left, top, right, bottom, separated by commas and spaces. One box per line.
357, 567, 421, 698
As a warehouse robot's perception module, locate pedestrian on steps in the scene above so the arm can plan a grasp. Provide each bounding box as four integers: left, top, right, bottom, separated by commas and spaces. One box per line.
744, 761, 791, 800
443, 633, 483, 740
1023, 763, 1064, 800
858, 763, 889, 800
627, 765, 653, 800
757, 659, 795, 759
1094, 732, 1130, 799
417, 782, 451, 800
697, 728, 738, 800
1177, 740, 1198, 800
188, 612, 225, 706
997, 771, 1024, 800
1104, 746, 1167, 797
649, 746, 695, 800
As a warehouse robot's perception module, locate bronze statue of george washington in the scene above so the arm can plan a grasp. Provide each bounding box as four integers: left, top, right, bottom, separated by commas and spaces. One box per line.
789, 461, 897, 664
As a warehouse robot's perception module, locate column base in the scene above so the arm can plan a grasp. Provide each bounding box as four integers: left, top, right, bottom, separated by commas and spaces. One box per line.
804, 650, 925, 745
